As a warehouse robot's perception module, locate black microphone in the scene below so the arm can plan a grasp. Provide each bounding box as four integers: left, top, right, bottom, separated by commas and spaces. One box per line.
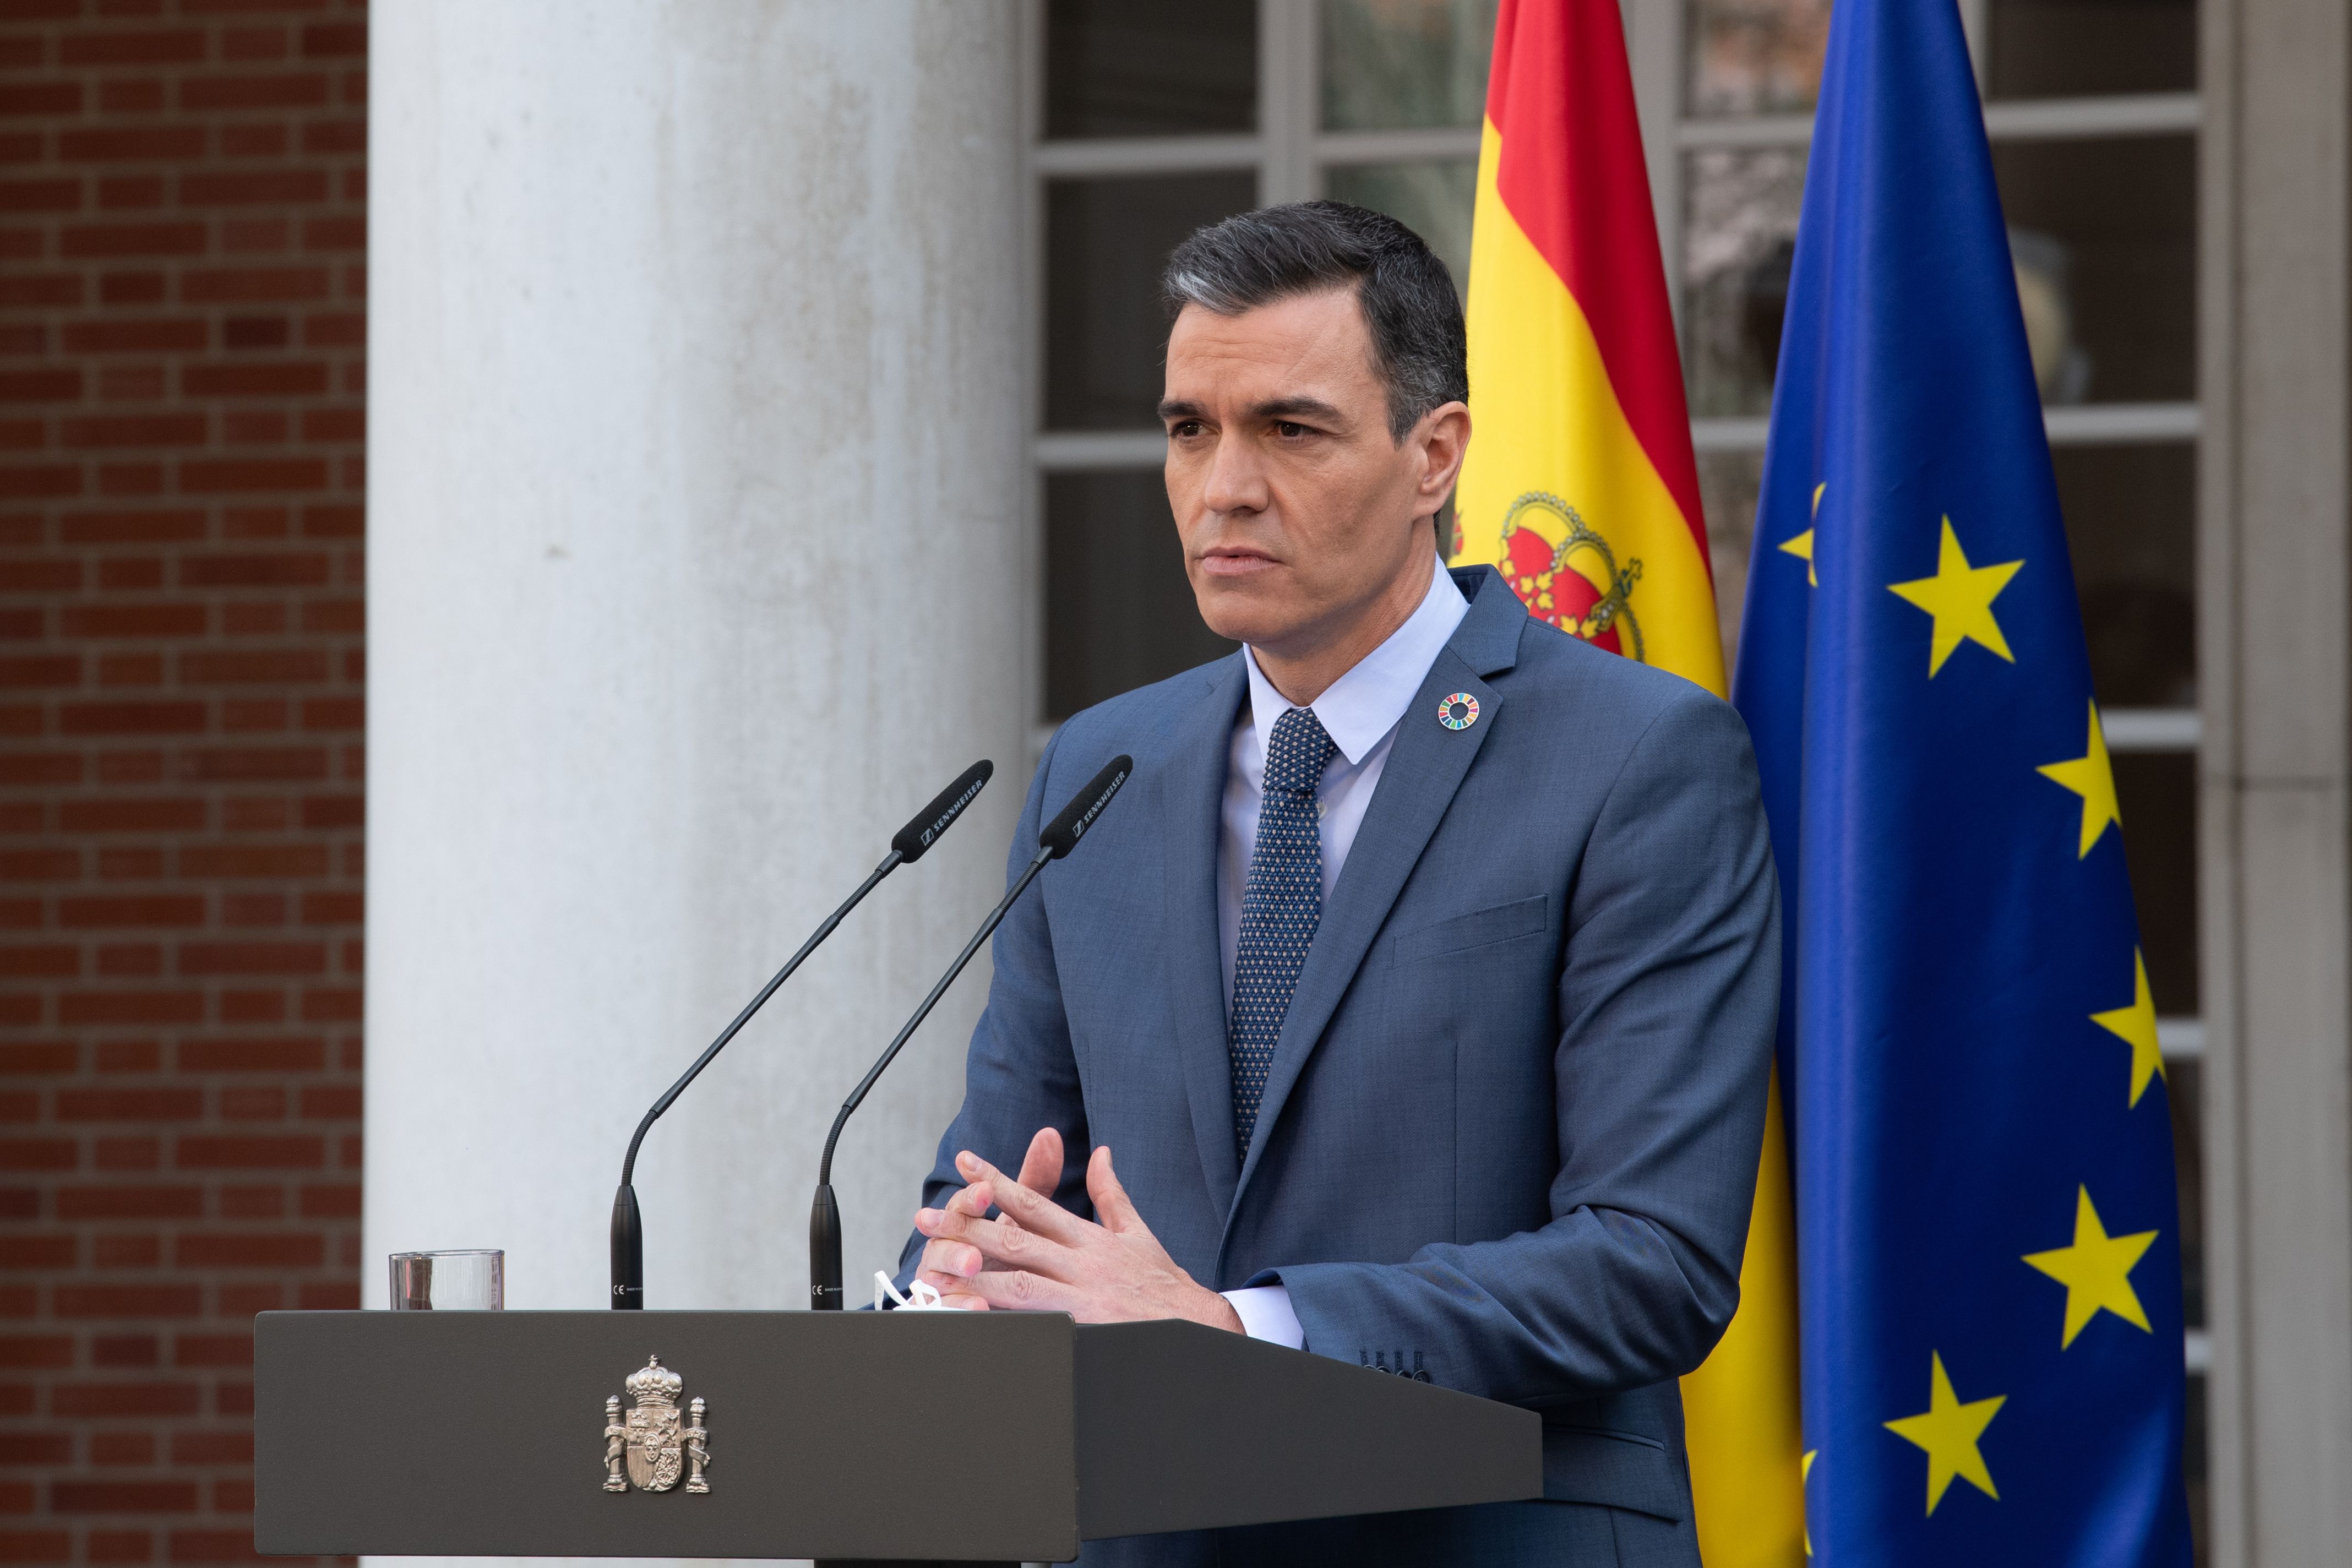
609, 759, 993, 1309
809, 754, 1131, 1310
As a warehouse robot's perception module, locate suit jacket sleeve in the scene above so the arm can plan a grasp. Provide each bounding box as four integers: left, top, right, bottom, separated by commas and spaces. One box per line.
1269, 690, 1782, 1407
894, 733, 1095, 1281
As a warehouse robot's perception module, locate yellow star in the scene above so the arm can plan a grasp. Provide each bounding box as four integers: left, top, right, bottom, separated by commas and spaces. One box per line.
2090, 949, 2166, 1107
1883, 1351, 2005, 1515
2023, 1185, 2158, 1348
1780, 483, 1824, 587
2037, 701, 2122, 857
1801, 1449, 1817, 1555
1886, 516, 2024, 676
1779, 529, 1817, 586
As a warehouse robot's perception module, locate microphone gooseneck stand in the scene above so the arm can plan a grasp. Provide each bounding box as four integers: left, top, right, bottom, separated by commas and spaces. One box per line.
609, 760, 993, 1309
810, 754, 1132, 1310
808, 846, 1050, 1310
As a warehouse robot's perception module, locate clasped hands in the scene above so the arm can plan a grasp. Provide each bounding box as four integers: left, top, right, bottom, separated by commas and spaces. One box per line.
911, 1126, 1243, 1332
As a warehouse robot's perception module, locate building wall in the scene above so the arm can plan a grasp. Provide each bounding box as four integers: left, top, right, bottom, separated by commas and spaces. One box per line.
0, 2, 366, 1562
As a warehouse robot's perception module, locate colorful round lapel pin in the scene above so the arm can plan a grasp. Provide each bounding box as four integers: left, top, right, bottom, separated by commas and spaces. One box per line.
1436, 692, 1480, 731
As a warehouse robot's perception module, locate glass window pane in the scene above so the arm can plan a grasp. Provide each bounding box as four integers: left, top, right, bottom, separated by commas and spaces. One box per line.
1324, 161, 1477, 297
1046, 173, 1259, 432
2056, 443, 2196, 709
1685, 139, 2195, 413
1681, 147, 1806, 417
1046, 471, 1237, 719
1985, 0, 2197, 101
2114, 749, 2197, 1016
2170, 1057, 2204, 1330
1321, 0, 1500, 131
1992, 136, 2197, 403
1045, 0, 1257, 139
2184, 1371, 2208, 1565
1696, 449, 1765, 670
1686, 0, 1833, 119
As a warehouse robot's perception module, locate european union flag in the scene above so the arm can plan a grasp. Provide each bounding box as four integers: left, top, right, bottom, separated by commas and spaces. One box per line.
1730, 1, 2195, 1562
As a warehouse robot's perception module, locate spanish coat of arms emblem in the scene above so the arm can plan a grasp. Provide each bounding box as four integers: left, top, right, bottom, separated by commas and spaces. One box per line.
1493, 491, 1646, 661
601, 1355, 709, 1494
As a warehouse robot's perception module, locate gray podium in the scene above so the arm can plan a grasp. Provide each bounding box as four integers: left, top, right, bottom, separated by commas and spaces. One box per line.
254, 1309, 1541, 1564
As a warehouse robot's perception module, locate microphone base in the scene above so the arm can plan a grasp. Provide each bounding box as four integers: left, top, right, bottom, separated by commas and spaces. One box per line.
609, 1182, 645, 1310
809, 1182, 843, 1311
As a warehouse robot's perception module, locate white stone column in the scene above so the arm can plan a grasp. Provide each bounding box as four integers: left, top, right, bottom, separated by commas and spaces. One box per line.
363, 0, 1028, 1337
2199, 0, 2352, 1560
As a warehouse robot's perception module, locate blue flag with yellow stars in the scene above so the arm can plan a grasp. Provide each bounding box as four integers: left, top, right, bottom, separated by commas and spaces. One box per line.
1729, 1, 2194, 1562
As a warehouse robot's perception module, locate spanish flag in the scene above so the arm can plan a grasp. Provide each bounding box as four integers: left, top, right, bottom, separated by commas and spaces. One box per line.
1453, 2, 1805, 1561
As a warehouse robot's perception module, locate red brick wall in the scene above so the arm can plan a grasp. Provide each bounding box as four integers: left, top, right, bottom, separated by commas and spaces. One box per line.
0, 2, 364, 1561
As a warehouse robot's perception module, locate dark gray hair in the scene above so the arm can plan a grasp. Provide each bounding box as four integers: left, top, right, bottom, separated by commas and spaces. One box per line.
1161, 200, 1467, 443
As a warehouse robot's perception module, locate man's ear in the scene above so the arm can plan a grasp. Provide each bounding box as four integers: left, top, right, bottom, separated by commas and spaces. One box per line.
1415, 401, 1472, 510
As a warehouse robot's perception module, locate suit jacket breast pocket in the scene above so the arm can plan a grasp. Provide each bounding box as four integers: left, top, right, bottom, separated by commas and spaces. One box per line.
1394, 894, 1550, 963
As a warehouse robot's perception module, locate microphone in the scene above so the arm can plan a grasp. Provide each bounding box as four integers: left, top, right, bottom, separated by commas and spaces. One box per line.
809, 754, 1132, 1310
609, 759, 993, 1309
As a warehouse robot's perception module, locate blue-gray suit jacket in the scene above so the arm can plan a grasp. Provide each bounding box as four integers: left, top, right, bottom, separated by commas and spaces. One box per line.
900, 565, 1779, 1567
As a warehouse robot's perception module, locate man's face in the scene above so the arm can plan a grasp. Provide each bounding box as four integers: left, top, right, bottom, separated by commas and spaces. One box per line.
1160, 287, 1461, 658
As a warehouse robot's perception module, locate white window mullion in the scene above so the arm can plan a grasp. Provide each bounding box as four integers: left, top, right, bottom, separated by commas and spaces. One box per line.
1260, 0, 1320, 205
1020, 0, 1047, 730
1316, 126, 1481, 167
1032, 135, 1262, 179
2159, 1017, 2207, 1061
1624, 0, 1686, 329
2105, 709, 2204, 750
1035, 431, 1168, 471
1985, 92, 2202, 139
1677, 92, 2203, 154
1692, 402, 2201, 454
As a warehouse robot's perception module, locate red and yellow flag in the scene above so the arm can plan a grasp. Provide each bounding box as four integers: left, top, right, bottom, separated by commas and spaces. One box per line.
1455, 3, 1804, 1562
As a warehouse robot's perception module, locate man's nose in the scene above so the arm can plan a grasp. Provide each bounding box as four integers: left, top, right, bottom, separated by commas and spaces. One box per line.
1200, 431, 1269, 518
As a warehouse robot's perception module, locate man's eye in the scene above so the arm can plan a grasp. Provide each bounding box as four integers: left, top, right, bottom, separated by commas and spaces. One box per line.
1275, 421, 1309, 439
1170, 420, 1205, 438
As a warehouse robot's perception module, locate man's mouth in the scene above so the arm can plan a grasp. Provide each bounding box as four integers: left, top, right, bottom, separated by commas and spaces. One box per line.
1198, 547, 1279, 579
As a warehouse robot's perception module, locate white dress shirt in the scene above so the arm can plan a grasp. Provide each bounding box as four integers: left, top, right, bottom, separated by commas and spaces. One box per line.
1215, 553, 1471, 1349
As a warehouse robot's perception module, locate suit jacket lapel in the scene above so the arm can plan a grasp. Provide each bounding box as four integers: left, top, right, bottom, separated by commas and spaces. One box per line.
1158, 655, 1249, 1215
1230, 568, 1526, 1208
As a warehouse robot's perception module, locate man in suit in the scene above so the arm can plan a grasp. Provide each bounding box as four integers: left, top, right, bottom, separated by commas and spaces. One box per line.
899, 202, 1778, 1566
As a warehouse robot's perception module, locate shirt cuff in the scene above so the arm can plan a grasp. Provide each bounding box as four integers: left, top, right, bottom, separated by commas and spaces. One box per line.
1221, 1284, 1305, 1349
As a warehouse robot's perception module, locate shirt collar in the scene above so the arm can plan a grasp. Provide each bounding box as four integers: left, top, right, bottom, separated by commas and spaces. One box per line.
1241, 552, 1471, 766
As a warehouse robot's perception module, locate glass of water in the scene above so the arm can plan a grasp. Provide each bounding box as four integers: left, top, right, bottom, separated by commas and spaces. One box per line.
388, 1249, 504, 1310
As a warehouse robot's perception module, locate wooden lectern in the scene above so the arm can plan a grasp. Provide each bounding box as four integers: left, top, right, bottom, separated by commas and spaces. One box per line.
255, 1309, 1540, 1564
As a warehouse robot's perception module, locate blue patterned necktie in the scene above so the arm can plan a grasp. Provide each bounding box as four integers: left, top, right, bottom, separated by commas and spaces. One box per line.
1229, 705, 1335, 1157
